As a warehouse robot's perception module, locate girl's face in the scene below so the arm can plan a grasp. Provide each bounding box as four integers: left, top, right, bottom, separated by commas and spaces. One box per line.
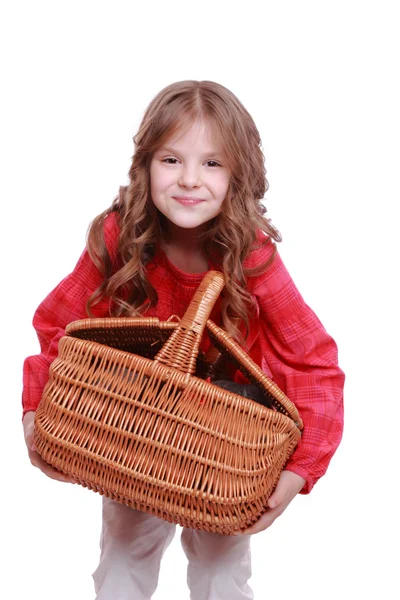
150, 120, 231, 234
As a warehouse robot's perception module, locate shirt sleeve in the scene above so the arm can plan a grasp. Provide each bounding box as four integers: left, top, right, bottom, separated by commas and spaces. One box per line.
22, 249, 104, 417
249, 242, 345, 494
22, 212, 119, 418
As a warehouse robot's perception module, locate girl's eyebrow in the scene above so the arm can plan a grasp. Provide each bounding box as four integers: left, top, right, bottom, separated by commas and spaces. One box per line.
158, 146, 224, 159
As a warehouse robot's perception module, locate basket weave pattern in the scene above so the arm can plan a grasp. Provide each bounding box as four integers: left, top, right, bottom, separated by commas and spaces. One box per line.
35, 272, 302, 534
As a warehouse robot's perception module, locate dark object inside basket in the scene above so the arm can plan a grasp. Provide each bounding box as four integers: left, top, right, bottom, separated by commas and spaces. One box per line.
213, 380, 273, 409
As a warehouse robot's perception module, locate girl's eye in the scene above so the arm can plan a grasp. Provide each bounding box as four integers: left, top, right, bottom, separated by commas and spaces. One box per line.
161, 158, 221, 167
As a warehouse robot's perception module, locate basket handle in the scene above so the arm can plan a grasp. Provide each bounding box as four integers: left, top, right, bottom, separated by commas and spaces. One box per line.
153, 270, 225, 375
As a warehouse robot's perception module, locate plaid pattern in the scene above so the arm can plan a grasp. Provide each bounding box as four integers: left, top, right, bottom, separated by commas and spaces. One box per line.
23, 214, 344, 494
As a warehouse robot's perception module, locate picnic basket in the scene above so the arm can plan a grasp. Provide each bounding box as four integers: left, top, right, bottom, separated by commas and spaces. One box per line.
34, 271, 303, 535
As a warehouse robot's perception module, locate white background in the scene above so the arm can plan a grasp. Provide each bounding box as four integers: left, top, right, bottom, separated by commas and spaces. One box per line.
1, 1, 399, 598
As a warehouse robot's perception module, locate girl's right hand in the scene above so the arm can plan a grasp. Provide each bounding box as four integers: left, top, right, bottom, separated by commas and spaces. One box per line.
23, 411, 75, 483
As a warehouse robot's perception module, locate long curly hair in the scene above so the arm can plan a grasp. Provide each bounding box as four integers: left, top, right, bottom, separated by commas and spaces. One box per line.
86, 80, 281, 339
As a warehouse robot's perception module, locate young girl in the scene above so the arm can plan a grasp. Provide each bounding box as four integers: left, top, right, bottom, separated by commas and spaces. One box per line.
22, 80, 345, 600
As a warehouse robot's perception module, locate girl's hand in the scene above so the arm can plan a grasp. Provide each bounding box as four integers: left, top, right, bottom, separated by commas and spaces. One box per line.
237, 470, 306, 536
23, 411, 75, 483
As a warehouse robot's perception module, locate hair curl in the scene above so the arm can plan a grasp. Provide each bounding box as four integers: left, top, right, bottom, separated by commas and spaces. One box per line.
86, 80, 281, 340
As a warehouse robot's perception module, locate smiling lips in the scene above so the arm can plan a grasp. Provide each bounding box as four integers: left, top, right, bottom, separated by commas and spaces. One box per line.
172, 196, 205, 206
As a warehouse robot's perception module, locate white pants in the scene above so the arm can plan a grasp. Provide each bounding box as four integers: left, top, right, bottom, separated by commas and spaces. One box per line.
93, 498, 254, 600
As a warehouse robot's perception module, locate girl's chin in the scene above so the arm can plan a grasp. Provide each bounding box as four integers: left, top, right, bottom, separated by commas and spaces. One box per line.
163, 217, 216, 233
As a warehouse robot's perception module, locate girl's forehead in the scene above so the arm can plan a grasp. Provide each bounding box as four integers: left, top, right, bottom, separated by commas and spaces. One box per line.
163, 119, 224, 153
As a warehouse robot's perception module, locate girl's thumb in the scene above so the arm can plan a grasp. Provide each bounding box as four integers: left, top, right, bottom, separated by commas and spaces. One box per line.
25, 424, 36, 452
268, 494, 279, 509
28, 435, 37, 453
268, 485, 284, 509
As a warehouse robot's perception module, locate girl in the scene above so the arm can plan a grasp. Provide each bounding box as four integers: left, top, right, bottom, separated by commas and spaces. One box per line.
22, 80, 345, 600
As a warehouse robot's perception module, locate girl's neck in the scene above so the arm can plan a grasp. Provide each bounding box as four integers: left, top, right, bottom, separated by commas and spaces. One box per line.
161, 225, 208, 274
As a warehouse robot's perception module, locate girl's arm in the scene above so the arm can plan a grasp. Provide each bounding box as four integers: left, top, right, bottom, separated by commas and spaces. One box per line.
22, 212, 119, 417
22, 248, 104, 417
22, 248, 105, 481
249, 240, 345, 495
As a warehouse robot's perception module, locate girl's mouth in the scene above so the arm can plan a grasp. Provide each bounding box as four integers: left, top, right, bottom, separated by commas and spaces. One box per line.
172, 196, 205, 206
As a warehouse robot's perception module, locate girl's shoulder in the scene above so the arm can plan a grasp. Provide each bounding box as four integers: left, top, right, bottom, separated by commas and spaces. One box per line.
243, 230, 276, 270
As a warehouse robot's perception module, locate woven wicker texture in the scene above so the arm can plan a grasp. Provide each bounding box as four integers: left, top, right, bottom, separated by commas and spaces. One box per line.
34, 271, 303, 534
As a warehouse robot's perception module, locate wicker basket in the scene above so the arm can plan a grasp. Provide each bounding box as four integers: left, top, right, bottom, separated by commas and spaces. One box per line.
34, 271, 303, 534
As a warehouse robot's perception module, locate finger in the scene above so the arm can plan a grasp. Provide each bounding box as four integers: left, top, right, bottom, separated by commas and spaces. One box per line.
267, 481, 287, 509
268, 492, 282, 509
27, 436, 37, 453
237, 509, 278, 536
24, 425, 36, 452
29, 451, 74, 483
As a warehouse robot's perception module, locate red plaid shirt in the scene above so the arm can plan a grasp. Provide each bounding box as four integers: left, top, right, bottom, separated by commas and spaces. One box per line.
22, 213, 344, 493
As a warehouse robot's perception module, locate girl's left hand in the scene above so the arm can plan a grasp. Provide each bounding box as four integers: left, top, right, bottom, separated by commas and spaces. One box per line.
237, 470, 306, 536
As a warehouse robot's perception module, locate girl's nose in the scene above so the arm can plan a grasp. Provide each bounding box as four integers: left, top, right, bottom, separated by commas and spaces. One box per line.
178, 164, 201, 188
